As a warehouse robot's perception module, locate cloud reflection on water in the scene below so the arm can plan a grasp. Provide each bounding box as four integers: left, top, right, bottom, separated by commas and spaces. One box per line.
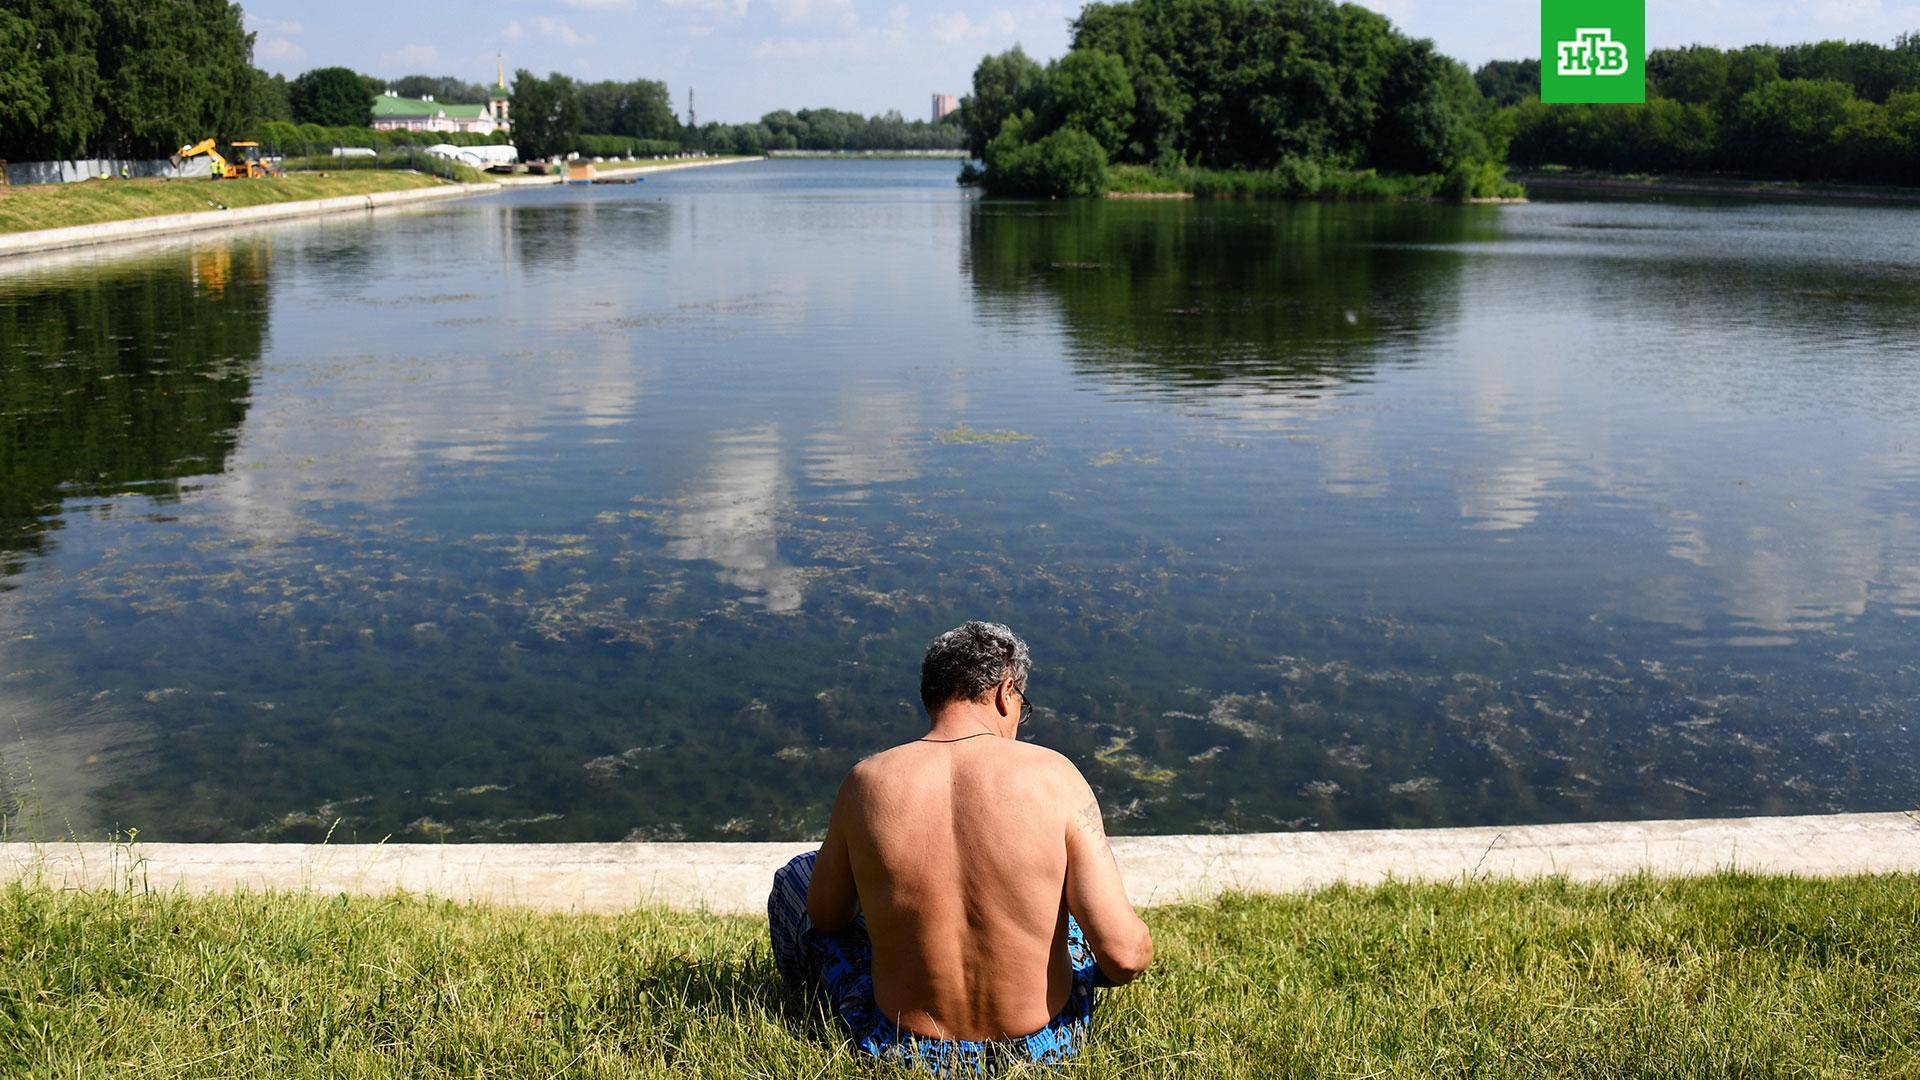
662, 426, 805, 613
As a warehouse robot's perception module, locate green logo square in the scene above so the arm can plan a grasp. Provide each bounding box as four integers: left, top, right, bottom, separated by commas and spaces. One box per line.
1541, 0, 1645, 103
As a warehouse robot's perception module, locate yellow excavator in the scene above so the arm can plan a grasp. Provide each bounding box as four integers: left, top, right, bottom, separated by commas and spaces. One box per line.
172, 139, 277, 179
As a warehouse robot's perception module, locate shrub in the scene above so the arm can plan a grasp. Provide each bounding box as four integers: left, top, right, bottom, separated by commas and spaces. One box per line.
983, 123, 1109, 197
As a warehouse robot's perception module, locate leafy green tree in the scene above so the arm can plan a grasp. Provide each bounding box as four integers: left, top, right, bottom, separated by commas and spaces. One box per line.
290, 66, 373, 127
760, 109, 807, 146
0, 11, 52, 145
983, 113, 1109, 197
511, 69, 583, 161
1728, 78, 1857, 177
1043, 49, 1135, 158
963, 46, 1045, 159
1067, 5, 1187, 162
1473, 60, 1539, 107
252, 69, 293, 123
579, 79, 678, 139
625, 80, 678, 140
1833, 94, 1912, 181
1722, 48, 1781, 114
1371, 42, 1480, 175
1648, 46, 1730, 106
94, 0, 255, 157
0, 0, 103, 160
1774, 39, 1920, 102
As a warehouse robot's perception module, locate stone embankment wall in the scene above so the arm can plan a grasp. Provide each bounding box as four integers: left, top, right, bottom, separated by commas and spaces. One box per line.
0, 183, 497, 259
3, 812, 1914, 915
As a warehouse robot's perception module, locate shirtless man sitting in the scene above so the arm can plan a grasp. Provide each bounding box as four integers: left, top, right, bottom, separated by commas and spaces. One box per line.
768, 620, 1153, 1072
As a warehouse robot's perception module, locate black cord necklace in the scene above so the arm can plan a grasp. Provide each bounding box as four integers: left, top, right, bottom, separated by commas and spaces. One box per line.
918, 731, 998, 744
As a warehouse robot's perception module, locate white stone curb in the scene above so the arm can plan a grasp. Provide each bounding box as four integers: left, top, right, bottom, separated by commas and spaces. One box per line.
3, 812, 1913, 915
0, 183, 500, 259
0, 157, 763, 259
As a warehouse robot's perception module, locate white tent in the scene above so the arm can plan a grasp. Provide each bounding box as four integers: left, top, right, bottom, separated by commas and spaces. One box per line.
423, 143, 519, 168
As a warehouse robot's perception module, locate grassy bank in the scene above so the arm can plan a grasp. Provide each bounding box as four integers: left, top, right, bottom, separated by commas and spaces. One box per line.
4, 871, 1916, 1077
1107, 162, 1526, 202
0, 172, 451, 235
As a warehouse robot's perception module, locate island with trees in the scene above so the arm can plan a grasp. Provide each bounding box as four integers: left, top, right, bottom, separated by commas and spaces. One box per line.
956, 0, 1920, 200
956, 0, 1523, 200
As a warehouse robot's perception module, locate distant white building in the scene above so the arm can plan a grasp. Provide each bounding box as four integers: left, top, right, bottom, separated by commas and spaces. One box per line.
371, 62, 513, 135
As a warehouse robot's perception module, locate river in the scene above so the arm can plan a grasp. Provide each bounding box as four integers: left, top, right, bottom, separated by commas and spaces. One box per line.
2, 159, 1916, 842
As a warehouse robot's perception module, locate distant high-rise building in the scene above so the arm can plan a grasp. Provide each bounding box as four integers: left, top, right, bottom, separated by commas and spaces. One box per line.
932, 94, 959, 122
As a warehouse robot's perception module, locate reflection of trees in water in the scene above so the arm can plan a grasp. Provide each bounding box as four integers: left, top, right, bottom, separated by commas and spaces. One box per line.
963, 199, 1478, 399
0, 245, 271, 581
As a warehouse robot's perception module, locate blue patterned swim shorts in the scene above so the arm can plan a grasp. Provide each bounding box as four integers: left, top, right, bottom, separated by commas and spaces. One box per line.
768, 850, 1098, 1074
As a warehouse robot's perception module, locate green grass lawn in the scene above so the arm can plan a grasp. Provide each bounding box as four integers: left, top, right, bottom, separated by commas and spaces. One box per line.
0, 172, 451, 235
4, 871, 1916, 1077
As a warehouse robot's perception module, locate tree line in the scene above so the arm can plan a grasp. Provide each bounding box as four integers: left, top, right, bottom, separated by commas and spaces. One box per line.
0, 0, 256, 160
959, 0, 1508, 198
693, 108, 964, 155
0, 1, 959, 166
1483, 36, 1920, 184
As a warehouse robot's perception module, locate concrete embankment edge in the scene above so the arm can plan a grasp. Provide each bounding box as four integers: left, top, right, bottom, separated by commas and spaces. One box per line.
0, 157, 763, 259
3, 812, 1913, 915
0, 183, 500, 259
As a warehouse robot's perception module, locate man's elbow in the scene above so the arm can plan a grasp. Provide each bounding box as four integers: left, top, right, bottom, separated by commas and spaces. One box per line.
1100, 922, 1154, 985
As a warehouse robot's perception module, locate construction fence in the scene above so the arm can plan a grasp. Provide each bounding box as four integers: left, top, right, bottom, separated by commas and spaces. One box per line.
2, 158, 198, 185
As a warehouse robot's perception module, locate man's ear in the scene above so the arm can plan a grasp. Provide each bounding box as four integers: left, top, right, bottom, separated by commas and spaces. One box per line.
995, 678, 1013, 716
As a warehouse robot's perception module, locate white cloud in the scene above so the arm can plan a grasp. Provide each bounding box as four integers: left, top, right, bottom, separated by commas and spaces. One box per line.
256, 37, 305, 64
563, 0, 636, 8
534, 16, 590, 46
662, 0, 750, 19
928, 8, 1017, 45
381, 43, 441, 69
244, 14, 304, 35
502, 20, 525, 42
765, 0, 859, 28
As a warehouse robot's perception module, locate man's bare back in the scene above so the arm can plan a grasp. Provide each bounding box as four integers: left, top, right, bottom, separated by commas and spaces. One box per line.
806, 623, 1153, 1042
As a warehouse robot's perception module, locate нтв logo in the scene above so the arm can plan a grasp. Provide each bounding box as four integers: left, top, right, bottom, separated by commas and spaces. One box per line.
1557, 29, 1630, 77
1540, 0, 1644, 103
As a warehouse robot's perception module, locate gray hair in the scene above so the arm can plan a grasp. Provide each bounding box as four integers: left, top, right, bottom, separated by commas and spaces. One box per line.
919, 621, 1031, 712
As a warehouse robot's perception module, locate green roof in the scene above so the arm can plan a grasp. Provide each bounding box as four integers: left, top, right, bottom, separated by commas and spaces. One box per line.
370, 95, 492, 120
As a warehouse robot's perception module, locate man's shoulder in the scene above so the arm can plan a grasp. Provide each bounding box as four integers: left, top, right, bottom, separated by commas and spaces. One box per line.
852, 739, 1084, 780
1002, 739, 1083, 776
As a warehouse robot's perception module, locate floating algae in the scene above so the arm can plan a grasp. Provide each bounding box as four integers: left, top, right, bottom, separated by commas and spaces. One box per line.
1092, 733, 1177, 784
1088, 449, 1160, 467
936, 425, 1033, 445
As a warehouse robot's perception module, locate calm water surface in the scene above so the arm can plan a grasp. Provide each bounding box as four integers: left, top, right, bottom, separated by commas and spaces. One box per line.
3, 160, 1917, 841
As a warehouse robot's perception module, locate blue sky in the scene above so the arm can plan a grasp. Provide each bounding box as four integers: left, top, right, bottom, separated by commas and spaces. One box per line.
243, 0, 1920, 123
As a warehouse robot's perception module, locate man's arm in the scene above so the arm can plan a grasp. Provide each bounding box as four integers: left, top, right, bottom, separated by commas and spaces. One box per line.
1062, 774, 1154, 985
807, 773, 860, 933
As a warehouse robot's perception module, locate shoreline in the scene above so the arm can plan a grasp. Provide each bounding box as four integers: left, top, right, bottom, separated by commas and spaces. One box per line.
5, 810, 1912, 914
1103, 190, 1528, 204
1515, 169, 1920, 205
0, 156, 761, 259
